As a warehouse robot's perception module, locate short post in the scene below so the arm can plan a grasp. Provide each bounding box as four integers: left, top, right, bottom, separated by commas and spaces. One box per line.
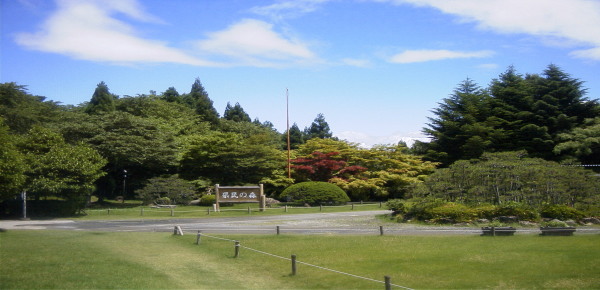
285, 205, 288, 212
196, 231, 202, 245
107, 208, 111, 215
140, 207, 144, 216
234, 241, 240, 258
380, 226, 384, 236
170, 208, 174, 217
320, 205, 322, 212
352, 204, 355, 210
207, 207, 210, 215
384, 276, 391, 290
277, 226, 280, 235
248, 206, 251, 214
173, 226, 183, 235
491, 226, 496, 237
291, 254, 297, 276
379, 202, 382, 208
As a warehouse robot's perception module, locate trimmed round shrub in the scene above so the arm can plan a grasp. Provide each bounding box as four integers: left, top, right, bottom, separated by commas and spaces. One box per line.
541, 205, 586, 221
199, 194, 216, 206
280, 182, 350, 206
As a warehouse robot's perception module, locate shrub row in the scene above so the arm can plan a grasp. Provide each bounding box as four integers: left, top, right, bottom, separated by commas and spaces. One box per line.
386, 199, 588, 224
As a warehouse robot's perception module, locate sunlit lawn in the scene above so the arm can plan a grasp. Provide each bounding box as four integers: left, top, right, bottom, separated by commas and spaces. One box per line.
1, 230, 598, 289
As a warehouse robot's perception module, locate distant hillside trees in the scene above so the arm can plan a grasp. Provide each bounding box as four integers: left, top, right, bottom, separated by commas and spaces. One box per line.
423, 65, 599, 166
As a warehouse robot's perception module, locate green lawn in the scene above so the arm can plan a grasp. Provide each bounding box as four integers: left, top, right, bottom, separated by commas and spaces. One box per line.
1, 230, 598, 289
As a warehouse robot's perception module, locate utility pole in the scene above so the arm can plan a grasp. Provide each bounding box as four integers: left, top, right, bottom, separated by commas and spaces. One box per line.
286, 89, 291, 179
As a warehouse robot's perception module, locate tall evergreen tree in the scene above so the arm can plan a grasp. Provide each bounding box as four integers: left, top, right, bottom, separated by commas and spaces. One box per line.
85, 81, 116, 114
423, 79, 496, 165
283, 123, 305, 149
184, 78, 219, 125
223, 102, 251, 122
305, 113, 333, 139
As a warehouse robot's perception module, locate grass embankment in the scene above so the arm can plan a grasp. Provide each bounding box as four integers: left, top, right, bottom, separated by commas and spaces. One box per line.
1, 230, 598, 289
75, 202, 385, 220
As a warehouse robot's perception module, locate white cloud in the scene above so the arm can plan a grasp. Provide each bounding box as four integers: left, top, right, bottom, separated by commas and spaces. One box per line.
341, 58, 372, 68
249, 0, 332, 20
383, 0, 600, 61
15, 0, 216, 66
390, 49, 493, 63
195, 19, 317, 67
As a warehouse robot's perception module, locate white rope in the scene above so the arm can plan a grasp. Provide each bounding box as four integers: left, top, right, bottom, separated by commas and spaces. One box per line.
198, 233, 237, 242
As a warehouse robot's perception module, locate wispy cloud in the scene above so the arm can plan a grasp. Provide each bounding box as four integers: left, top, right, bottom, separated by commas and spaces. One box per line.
249, 0, 332, 20
382, 0, 600, 61
195, 19, 317, 67
15, 0, 216, 66
390, 49, 493, 63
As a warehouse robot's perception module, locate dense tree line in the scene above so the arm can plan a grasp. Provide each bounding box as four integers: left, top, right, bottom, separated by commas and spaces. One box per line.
421, 65, 599, 166
1, 64, 598, 217
0, 78, 432, 216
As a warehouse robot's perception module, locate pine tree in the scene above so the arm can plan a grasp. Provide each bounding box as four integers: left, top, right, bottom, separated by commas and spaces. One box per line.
85, 81, 115, 114
184, 78, 219, 124
305, 113, 333, 139
161, 87, 181, 103
223, 102, 251, 122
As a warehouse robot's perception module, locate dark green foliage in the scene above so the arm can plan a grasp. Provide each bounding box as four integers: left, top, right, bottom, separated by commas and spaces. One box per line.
424, 65, 599, 165
223, 102, 251, 122
304, 113, 333, 139
280, 181, 350, 206
0, 119, 26, 200
412, 151, 599, 208
385, 199, 406, 215
494, 202, 539, 221
180, 131, 285, 185
135, 175, 197, 205
85, 82, 116, 114
540, 204, 586, 221
426, 203, 479, 223
184, 78, 219, 125
0, 82, 63, 134
284, 123, 305, 149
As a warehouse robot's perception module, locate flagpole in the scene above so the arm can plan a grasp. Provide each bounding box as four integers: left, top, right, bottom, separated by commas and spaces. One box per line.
286, 88, 291, 179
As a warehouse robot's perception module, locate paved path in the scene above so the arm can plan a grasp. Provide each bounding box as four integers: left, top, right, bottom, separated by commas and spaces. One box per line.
2, 211, 599, 235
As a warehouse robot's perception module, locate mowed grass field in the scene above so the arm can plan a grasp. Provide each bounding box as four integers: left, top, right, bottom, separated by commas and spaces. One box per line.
1, 230, 599, 289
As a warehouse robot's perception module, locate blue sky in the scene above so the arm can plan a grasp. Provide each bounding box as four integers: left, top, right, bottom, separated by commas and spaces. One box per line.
2, 0, 599, 147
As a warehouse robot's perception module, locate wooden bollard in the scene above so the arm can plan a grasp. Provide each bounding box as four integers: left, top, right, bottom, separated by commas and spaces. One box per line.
320, 205, 322, 211
170, 208, 174, 217
107, 208, 111, 215
207, 207, 210, 215
385, 276, 391, 290
196, 231, 202, 244
285, 205, 288, 212
380, 226, 384, 236
140, 208, 144, 216
352, 204, 355, 210
276, 226, 280, 235
291, 254, 297, 276
248, 207, 251, 214
234, 241, 240, 258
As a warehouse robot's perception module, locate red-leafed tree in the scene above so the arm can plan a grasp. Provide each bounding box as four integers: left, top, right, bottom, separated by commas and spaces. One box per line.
291, 151, 366, 182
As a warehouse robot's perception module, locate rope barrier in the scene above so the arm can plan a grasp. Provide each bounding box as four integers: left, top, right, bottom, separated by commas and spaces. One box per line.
196, 233, 414, 290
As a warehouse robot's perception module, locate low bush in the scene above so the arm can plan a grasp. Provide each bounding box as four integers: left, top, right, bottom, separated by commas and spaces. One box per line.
494, 202, 539, 221
540, 204, 586, 221
472, 204, 498, 220
280, 182, 350, 206
404, 198, 446, 221
385, 199, 405, 215
427, 203, 478, 223
198, 195, 216, 206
